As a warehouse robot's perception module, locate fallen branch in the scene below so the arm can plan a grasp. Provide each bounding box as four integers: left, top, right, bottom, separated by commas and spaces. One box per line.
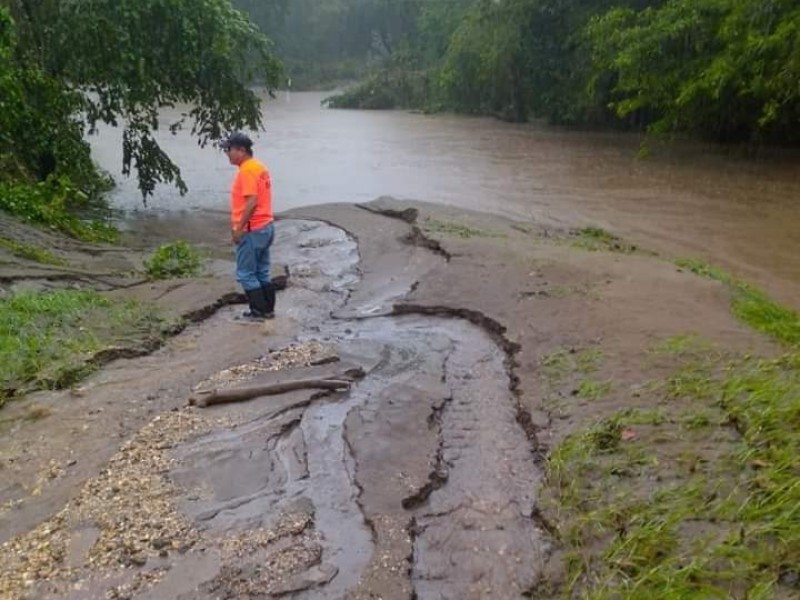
189, 378, 352, 408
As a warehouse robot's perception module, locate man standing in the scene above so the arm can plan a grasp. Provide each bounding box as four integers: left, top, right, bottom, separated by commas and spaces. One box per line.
223, 132, 276, 320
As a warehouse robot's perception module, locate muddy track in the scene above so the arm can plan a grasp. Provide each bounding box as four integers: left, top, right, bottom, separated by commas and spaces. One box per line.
329, 317, 546, 599
393, 303, 547, 465
218, 211, 549, 597
0, 211, 550, 599
174, 212, 550, 598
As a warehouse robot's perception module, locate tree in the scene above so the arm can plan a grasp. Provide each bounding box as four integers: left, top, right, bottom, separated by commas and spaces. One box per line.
2, 0, 282, 198
438, 0, 533, 121
588, 0, 800, 143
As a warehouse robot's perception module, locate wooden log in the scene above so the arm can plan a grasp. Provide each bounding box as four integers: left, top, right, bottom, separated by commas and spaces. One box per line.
190, 378, 352, 408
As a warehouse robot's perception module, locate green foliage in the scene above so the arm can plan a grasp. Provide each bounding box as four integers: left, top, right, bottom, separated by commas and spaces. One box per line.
0, 237, 63, 265
2, 1, 282, 201
0, 7, 101, 192
0, 179, 117, 242
677, 258, 800, 347
438, 0, 532, 121
588, 0, 800, 142
144, 241, 204, 280
308, 0, 799, 143
324, 64, 429, 110
0, 290, 165, 404
237, 0, 423, 89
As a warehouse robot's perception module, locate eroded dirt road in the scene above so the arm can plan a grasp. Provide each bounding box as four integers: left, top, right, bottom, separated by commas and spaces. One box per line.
1, 205, 549, 599
2, 198, 781, 599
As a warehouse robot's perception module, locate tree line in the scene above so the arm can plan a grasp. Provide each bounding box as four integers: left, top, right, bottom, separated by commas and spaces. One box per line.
278, 0, 799, 145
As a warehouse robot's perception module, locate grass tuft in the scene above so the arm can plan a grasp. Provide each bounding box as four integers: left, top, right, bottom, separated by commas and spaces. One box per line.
572, 226, 637, 253
144, 241, 203, 280
676, 258, 800, 347
0, 290, 166, 406
577, 378, 613, 401
421, 218, 504, 239
651, 334, 715, 357
0, 236, 64, 265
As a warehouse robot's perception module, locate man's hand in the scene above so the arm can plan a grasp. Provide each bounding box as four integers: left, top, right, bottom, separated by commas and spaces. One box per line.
233, 195, 258, 244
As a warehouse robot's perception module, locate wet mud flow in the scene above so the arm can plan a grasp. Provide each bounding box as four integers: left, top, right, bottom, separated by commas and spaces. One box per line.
165, 215, 547, 599
0, 216, 546, 599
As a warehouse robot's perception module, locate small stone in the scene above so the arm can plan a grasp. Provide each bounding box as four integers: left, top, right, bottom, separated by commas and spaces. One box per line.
779, 570, 799, 587
151, 538, 168, 550
129, 554, 147, 567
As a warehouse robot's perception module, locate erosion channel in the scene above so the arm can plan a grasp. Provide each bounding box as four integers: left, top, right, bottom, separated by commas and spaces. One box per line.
0, 206, 547, 600
176, 214, 548, 599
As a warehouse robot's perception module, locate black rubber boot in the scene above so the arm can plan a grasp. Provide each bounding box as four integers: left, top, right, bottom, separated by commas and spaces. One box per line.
242, 288, 269, 320
261, 283, 276, 318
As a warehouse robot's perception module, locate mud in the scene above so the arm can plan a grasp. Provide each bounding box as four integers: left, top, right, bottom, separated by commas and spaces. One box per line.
0, 219, 355, 546
1, 197, 782, 599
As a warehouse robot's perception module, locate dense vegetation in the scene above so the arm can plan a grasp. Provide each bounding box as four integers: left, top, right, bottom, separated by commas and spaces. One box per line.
270, 0, 799, 144
232, 0, 422, 89
1, 0, 281, 232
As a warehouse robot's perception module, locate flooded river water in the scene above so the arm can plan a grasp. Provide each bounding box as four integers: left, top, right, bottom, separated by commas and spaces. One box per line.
92, 91, 800, 308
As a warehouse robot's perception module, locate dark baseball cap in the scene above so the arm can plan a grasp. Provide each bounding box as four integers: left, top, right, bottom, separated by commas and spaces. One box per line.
221, 132, 253, 151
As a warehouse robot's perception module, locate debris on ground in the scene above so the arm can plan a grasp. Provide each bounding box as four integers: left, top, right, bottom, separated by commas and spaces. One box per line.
196, 341, 337, 390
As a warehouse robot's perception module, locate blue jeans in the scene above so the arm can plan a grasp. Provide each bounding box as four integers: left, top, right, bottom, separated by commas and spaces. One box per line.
235, 224, 274, 292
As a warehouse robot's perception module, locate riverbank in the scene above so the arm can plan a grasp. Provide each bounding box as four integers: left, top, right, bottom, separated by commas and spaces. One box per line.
1, 198, 798, 599
92, 92, 800, 312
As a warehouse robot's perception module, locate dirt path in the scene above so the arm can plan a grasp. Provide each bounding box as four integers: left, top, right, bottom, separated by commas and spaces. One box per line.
0, 199, 785, 599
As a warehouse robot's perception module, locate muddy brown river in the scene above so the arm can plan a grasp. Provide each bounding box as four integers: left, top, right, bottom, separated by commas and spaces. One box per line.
92, 92, 799, 307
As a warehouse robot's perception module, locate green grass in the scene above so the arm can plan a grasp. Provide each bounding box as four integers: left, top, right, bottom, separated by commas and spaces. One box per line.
534, 258, 800, 597
538, 257, 800, 598
681, 409, 713, 430
541, 348, 573, 382
651, 334, 715, 357
544, 353, 800, 599
576, 348, 603, 373
541, 346, 605, 384
676, 258, 800, 347
421, 218, 505, 239
0, 236, 64, 265
144, 241, 203, 280
571, 226, 638, 253
0, 178, 117, 243
0, 290, 165, 406
577, 378, 613, 401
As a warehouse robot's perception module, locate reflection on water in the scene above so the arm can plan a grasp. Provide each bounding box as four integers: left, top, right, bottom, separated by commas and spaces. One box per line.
91, 91, 800, 308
